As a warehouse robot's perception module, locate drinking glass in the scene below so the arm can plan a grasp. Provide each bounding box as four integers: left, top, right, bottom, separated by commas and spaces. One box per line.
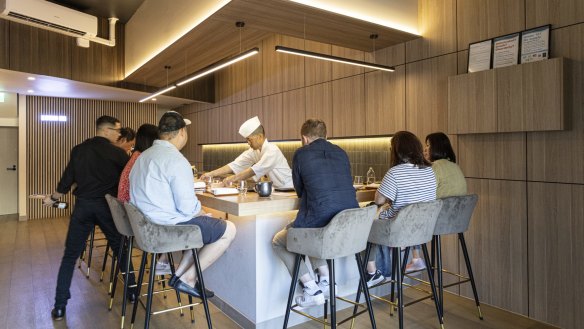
237, 180, 248, 195
354, 176, 363, 185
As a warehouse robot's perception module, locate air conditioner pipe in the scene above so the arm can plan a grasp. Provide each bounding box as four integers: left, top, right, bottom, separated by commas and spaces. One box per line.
77, 17, 118, 47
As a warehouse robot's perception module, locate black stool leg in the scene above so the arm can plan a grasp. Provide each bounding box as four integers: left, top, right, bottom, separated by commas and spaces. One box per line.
188, 295, 195, 323
101, 243, 110, 282
87, 226, 95, 278
109, 236, 125, 310
459, 233, 483, 319
396, 246, 404, 329
167, 253, 184, 316
192, 248, 213, 329
355, 253, 377, 329
144, 253, 157, 329
390, 247, 398, 316
401, 247, 410, 275
350, 242, 372, 326
431, 236, 437, 278
109, 242, 118, 294
328, 259, 336, 329
436, 236, 444, 317
131, 252, 148, 328
421, 244, 444, 328
120, 236, 133, 329
283, 254, 301, 329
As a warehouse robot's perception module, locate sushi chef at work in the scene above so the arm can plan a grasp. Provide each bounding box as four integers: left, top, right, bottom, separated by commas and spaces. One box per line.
201, 116, 293, 189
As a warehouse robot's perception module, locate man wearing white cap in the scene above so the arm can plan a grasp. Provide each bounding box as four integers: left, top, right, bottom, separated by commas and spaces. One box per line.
201, 116, 293, 189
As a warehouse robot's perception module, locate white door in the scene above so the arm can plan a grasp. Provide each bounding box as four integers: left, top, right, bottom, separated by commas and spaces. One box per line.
0, 127, 18, 215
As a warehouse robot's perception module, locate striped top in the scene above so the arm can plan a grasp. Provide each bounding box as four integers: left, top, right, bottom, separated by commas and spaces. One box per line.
378, 163, 437, 219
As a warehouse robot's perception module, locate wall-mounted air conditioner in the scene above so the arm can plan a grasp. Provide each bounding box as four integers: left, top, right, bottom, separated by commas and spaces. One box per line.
0, 0, 117, 47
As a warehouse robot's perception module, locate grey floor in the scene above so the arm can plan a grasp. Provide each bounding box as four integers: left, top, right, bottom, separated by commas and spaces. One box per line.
0, 217, 558, 329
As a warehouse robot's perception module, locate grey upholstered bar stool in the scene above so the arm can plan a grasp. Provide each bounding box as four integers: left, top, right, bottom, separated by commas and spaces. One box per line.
105, 194, 134, 328
106, 195, 185, 329
357, 200, 444, 329
283, 206, 378, 329
124, 203, 212, 329
430, 194, 481, 320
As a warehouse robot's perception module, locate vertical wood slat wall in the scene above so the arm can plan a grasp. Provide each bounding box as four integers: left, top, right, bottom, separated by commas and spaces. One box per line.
26, 96, 157, 220
176, 1, 584, 327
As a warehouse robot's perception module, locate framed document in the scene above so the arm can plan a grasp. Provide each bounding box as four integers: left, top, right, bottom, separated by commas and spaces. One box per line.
468, 39, 492, 73
493, 33, 520, 68
521, 25, 551, 63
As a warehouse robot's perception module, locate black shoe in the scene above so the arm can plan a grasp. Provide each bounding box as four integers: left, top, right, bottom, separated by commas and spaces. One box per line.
168, 274, 178, 287
195, 282, 214, 298
365, 270, 385, 288
127, 292, 137, 304
174, 279, 214, 298
51, 306, 66, 321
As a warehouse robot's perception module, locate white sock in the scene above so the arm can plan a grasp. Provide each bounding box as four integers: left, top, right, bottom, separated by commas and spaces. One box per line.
368, 271, 376, 275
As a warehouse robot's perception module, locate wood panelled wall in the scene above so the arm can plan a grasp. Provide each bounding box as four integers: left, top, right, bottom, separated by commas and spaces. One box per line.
0, 18, 124, 86
26, 96, 157, 220
175, 1, 584, 327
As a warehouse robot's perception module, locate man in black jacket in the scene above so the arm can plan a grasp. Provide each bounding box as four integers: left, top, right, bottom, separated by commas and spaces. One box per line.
43, 115, 135, 320
272, 119, 357, 307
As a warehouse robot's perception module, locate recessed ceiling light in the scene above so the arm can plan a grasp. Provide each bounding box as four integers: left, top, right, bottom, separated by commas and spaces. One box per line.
27, 89, 34, 93
152, 98, 157, 101
28, 77, 36, 81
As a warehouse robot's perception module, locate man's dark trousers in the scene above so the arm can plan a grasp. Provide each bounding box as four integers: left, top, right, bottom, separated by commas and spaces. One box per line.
54, 198, 135, 307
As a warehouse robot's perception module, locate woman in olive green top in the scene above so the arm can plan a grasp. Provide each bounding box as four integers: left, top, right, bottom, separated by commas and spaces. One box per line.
406, 132, 467, 272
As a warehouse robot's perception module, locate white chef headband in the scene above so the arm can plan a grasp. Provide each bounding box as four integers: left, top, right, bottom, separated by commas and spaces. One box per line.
239, 116, 262, 138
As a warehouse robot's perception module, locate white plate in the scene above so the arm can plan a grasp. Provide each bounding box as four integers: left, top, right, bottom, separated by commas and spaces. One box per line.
353, 184, 364, 189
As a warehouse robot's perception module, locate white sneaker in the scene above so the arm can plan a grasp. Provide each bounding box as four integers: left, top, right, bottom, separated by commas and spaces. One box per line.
296, 288, 325, 307
155, 261, 172, 275
365, 270, 385, 288
405, 258, 426, 273
317, 279, 337, 300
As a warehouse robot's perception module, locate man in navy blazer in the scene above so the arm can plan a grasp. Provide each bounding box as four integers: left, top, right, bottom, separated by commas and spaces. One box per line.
272, 119, 357, 308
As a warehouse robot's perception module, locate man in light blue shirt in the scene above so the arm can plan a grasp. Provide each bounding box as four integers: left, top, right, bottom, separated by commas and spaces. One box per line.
130, 111, 236, 298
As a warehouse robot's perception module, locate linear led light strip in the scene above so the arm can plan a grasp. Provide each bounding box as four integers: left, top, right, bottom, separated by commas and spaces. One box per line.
140, 47, 260, 103
275, 45, 395, 72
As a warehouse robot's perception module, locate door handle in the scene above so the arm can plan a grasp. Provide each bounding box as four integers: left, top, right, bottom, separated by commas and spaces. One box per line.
6, 165, 16, 171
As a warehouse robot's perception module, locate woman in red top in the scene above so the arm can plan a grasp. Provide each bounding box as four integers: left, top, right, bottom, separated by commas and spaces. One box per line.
118, 124, 158, 202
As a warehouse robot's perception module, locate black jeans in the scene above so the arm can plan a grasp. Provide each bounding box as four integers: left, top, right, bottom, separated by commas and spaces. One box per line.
54, 198, 136, 307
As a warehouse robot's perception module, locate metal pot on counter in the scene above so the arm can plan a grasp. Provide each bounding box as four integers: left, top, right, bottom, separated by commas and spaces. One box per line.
254, 181, 273, 197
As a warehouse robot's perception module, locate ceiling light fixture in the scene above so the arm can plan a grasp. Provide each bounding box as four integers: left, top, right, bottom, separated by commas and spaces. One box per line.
275, 45, 395, 72
139, 47, 259, 103
28, 77, 36, 81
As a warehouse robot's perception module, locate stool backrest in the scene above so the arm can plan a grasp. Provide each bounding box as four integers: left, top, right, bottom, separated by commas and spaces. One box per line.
433, 194, 478, 235
105, 194, 134, 237
368, 199, 443, 248
287, 206, 377, 260
124, 202, 204, 253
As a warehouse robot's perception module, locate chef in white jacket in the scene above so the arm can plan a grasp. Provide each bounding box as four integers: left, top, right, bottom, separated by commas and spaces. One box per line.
201, 116, 293, 189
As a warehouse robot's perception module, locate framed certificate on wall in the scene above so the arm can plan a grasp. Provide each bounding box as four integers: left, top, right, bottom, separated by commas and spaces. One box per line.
468, 39, 493, 73
493, 33, 520, 68
521, 25, 551, 63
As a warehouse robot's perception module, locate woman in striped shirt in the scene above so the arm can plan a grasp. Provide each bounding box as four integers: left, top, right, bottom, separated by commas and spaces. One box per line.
365, 131, 437, 287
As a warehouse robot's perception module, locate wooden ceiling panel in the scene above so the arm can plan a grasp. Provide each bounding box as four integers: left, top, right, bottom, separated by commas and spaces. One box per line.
216, 0, 418, 49
125, 19, 269, 87
124, 0, 419, 88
